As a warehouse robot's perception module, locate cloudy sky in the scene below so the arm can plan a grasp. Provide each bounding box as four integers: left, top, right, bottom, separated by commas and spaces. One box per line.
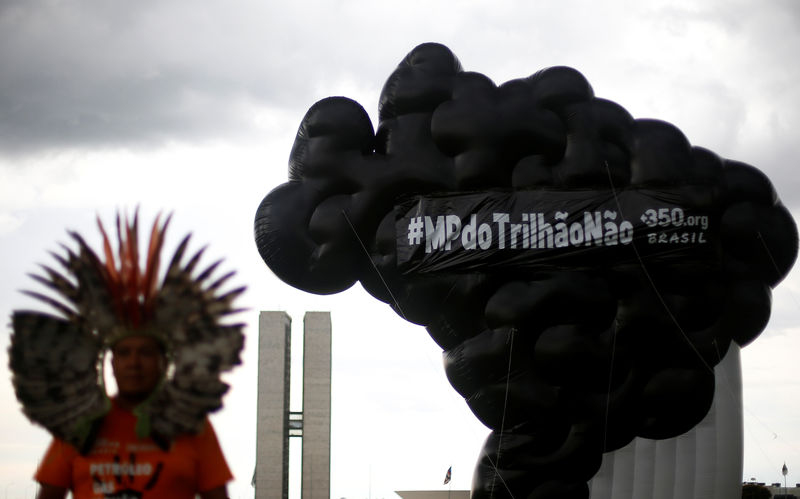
1, 0, 800, 498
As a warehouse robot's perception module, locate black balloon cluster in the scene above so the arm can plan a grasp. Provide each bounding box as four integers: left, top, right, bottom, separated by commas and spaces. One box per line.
254, 43, 797, 498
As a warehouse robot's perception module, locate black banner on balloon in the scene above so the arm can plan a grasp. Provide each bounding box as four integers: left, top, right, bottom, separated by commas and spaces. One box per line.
395, 188, 717, 274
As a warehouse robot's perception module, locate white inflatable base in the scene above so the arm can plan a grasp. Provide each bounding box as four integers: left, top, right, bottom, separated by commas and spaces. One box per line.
588, 344, 743, 499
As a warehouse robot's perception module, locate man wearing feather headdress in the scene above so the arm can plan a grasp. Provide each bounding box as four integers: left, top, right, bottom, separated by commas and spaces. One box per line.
9, 211, 245, 499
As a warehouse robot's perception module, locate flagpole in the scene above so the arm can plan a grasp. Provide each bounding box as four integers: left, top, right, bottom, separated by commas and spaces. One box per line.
783, 462, 788, 498
448, 472, 451, 499
444, 466, 452, 499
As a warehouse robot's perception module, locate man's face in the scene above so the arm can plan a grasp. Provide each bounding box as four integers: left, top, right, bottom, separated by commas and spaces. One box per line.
110, 335, 166, 401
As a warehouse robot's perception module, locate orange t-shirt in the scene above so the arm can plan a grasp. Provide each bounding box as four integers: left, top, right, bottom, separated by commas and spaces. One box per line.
35, 401, 233, 499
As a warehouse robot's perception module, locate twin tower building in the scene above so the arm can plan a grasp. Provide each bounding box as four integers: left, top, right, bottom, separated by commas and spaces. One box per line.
254, 311, 332, 499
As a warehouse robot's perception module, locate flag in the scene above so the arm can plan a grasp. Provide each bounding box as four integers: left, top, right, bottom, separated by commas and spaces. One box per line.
443, 466, 452, 485
783, 463, 788, 476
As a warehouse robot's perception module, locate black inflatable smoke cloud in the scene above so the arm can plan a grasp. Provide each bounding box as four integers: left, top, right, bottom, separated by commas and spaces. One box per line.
255, 43, 797, 498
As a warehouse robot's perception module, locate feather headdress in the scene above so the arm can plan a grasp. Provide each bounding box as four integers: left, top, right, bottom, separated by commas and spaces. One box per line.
8, 210, 245, 452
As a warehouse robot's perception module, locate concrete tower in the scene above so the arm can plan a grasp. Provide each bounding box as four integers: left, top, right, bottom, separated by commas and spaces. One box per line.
255, 311, 332, 499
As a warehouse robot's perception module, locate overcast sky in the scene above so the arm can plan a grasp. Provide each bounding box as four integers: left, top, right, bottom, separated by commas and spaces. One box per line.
2, 1, 800, 498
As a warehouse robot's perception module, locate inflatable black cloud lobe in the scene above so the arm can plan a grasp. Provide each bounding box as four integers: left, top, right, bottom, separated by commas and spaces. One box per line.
254, 43, 797, 499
